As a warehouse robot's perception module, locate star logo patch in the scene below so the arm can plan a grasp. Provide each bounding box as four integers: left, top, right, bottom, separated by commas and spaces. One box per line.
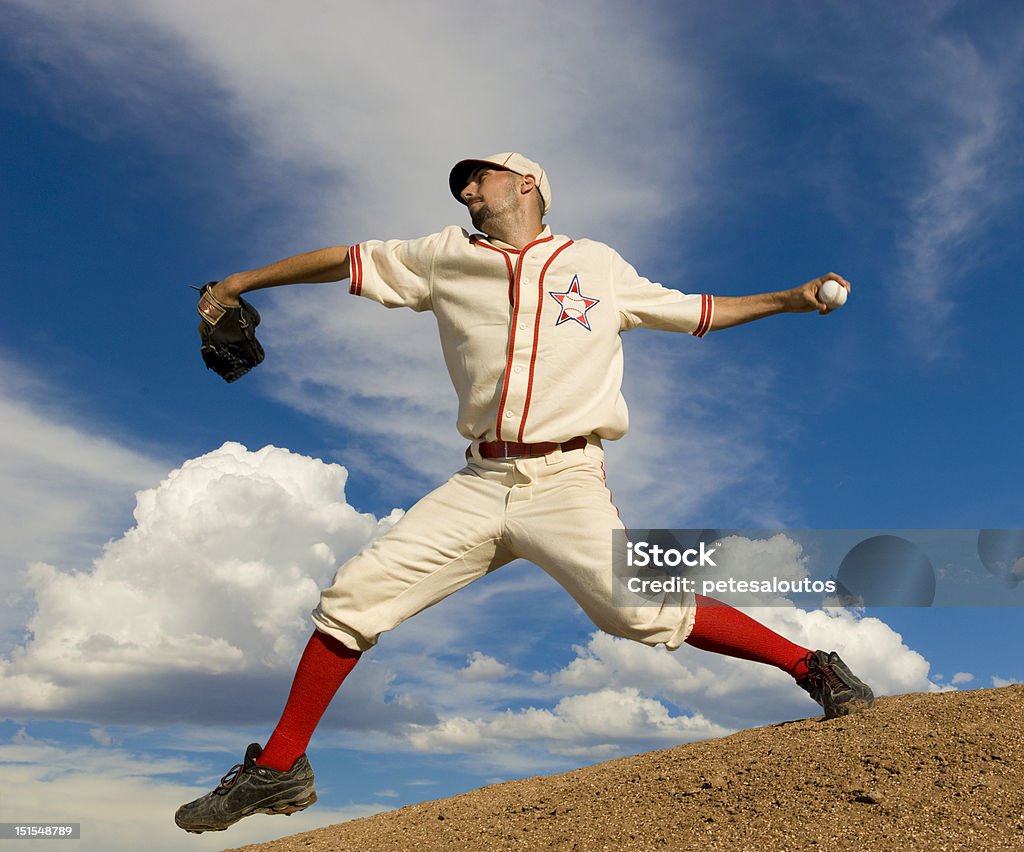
549, 275, 600, 330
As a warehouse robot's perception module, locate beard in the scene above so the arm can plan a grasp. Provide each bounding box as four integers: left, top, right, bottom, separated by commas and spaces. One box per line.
468, 182, 519, 234
469, 203, 493, 231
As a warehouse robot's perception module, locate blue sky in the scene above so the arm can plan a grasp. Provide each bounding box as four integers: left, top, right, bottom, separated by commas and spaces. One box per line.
1, 1, 1022, 849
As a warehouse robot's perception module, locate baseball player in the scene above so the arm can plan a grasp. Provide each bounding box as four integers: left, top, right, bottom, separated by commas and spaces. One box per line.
175, 153, 874, 834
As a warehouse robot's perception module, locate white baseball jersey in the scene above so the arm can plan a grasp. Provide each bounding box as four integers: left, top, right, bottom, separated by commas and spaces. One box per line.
348, 225, 713, 444
313, 224, 707, 653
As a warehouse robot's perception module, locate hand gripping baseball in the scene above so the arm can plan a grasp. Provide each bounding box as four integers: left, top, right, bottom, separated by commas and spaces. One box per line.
196, 282, 265, 382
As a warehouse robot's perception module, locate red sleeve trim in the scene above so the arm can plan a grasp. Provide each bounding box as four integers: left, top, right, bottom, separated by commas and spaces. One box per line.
693, 294, 714, 337
348, 244, 363, 295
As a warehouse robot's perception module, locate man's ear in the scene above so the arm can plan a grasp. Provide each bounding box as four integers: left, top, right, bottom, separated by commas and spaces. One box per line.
519, 174, 537, 196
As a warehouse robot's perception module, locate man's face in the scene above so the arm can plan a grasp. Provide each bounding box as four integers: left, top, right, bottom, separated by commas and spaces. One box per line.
460, 166, 520, 233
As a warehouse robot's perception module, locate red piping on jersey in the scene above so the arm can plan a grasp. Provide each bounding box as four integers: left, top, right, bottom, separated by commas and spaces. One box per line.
472, 238, 516, 304
493, 234, 554, 440
348, 244, 363, 295
518, 239, 575, 441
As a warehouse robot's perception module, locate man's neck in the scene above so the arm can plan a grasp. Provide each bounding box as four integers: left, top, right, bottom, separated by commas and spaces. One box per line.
481, 220, 545, 251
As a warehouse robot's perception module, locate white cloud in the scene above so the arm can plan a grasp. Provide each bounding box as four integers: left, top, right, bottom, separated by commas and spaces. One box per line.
461, 651, 511, 682
261, 289, 465, 495
1, 5, 1007, 845
780, 4, 1024, 355
406, 687, 730, 764
2, 1, 754, 503
6, 0, 713, 243
623, 536, 938, 719
321, 539, 939, 772
7, 3, 1020, 518
892, 43, 1017, 352
547, 603, 934, 728
0, 443, 397, 722
992, 676, 1020, 688
608, 340, 784, 527
0, 357, 169, 650
0, 372, 946, 834
950, 671, 975, 685
89, 727, 113, 747
0, 360, 168, 569
0, 731, 388, 852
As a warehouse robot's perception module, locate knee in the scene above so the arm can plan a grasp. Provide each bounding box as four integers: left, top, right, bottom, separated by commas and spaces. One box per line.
590, 608, 657, 644
311, 601, 378, 653
588, 603, 695, 650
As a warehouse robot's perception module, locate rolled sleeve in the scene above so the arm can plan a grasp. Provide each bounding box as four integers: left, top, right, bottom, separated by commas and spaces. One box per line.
348, 232, 442, 312
613, 251, 713, 337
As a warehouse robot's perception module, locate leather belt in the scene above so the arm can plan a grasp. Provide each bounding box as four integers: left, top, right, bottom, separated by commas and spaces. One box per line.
476, 436, 588, 459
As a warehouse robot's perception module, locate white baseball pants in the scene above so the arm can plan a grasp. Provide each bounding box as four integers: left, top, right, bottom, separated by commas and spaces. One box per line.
312, 440, 695, 652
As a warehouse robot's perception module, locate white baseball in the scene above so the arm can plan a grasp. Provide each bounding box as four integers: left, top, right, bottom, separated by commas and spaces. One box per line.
817, 278, 848, 308
562, 293, 587, 318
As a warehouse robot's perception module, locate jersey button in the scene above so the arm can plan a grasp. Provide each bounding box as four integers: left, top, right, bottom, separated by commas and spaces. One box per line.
504, 411, 514, 419
513, 366, 523, 374
518, 323, 526, 330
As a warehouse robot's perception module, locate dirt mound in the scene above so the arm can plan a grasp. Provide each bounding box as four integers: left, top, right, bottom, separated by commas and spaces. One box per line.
225, 686, 1024, 851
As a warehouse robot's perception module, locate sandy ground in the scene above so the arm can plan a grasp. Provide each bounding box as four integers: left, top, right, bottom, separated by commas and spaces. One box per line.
224, 685, 1024, 852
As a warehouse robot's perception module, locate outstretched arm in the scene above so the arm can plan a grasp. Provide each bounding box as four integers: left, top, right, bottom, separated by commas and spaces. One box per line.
210, 247, 351, 306
710, 273, 851, 331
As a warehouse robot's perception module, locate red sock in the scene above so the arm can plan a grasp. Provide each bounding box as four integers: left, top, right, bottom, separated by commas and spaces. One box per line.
685, 594, 812, 679
257, 630, 361, 772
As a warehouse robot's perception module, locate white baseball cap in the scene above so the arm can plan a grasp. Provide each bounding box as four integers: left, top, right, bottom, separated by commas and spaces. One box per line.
449, 152, 551, 215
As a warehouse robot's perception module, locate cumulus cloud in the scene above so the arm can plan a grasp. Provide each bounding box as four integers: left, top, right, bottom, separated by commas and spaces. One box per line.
544, 535, 934, 727
950, 671, 975, 686
546, 604, 934, 732
407, 687, 729, 764
0, 443, 400, 723
0, 361, 168, 569
0, 398, 944, 828
691, 532, 814, 606
461, 652, 512, 682
336, 538, 937, 772
0, 357, 169, 652
2, 4, 1004, 847
0, 729, 388, 852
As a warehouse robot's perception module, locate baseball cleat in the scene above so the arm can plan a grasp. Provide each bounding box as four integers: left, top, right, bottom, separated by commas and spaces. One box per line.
797, 650, 875, 719
174, 743, 317, 833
